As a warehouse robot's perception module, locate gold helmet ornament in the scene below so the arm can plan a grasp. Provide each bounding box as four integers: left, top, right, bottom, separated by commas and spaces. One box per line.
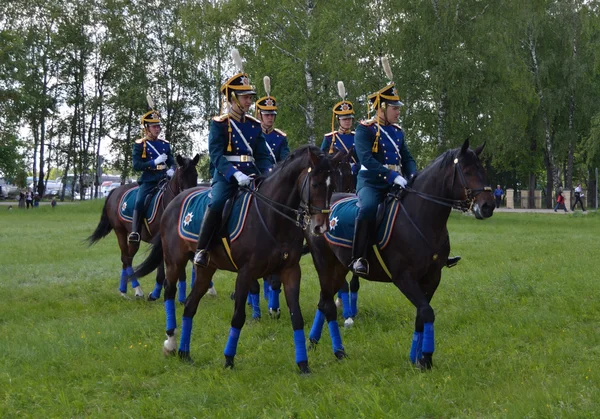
139, 94, 161, 158
255, 76, 278, 118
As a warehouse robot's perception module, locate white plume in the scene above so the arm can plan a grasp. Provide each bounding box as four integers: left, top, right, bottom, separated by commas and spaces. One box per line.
337, 81, 346, 100
263, 76, 271, 96
232, 48, 244, 72
146, 94, 155, 109
382, 56, 393, 81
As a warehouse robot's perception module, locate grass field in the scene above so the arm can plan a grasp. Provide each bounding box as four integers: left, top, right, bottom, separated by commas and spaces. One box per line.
0, 201, 599, 418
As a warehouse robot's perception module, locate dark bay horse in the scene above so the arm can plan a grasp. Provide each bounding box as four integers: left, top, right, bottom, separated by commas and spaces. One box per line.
87, 154, 199, 298
133, 145, 334, 373
305, 139, 495, 369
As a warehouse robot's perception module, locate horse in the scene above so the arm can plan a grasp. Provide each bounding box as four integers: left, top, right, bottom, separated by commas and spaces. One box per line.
133, 145, 335, 373
87, 154, 199, 299
305, 139, 495, 369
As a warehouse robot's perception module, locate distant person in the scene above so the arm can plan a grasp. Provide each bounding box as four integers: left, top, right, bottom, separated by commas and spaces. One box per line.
572, 183, 586, 212
494, 185, 504, 209
18, 190, 25, 209
33, 193, 40, 207
554, 190, 567, 212
25, 189, 33, 209
51, 197, 57, 209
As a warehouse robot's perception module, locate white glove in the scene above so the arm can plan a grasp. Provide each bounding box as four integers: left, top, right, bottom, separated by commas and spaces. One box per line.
154, 154, 168, 165
393, 174, 407, 188
233, 171, 251, 187
166, 168, 175, 178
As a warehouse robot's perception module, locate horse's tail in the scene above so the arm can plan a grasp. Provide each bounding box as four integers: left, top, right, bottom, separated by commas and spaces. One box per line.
133, 234, 164, 279
86, 191, 114, 246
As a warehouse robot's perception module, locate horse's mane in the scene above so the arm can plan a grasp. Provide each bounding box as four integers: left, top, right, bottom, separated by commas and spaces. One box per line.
256, 144, 329, 181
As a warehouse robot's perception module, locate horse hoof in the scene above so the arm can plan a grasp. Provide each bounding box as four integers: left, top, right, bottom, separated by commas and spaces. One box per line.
334, 350, 347, 360
308, 338, 319, 351
163, 346, 176, 357
178, 300, 185, 306
224, 356, 235, 369
147, 294, 158, 302
344, 317, 354, 328
297, 361, 311, 374
178, 350, 194, 364
269, 308, 281, 319
335, 298, 342, 308
416, 354, 433, 370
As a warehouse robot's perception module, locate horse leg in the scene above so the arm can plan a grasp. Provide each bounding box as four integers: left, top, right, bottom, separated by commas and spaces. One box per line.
248, 278, 261, 319
263, 277, 271, 301
163, 262, 184, 357
280, 264, 310, 374
178, 265, 216, 363
392, 272, 437, 370
268, 274, 282, 319
224, 271, 253, 369
127, 241, 143, 298
177, 268, 188, 305
349, 274, 360, 319
116, 232, 143, 298
148, 262, 166, 301
336, 280, 349, 314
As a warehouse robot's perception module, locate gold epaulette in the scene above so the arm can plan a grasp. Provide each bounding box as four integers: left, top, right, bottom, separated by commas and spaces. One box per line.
392, 123, 403, 131
323, 131, 335, 137
274, 128, 287, 137
213, 114, 229, 122
135, 137, 146, 144
159, 138, 170, 143
351, 130, 356, 134
245, 114, 261, 124
360, 118, 376, 126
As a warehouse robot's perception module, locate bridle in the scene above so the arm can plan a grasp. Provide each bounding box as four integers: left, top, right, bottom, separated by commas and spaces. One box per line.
243, 165, 331, 231
402, 153, 491, 212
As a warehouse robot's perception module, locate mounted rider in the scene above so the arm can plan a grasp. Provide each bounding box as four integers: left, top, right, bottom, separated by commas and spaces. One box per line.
193, 49, 273, 268
129, 96, 175, 244
350, 58, 418, 276
321, 81, 358, 189
255, 76, 290, 164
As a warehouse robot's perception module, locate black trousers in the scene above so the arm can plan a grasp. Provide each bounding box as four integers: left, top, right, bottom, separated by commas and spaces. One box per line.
572, 194, 586, 211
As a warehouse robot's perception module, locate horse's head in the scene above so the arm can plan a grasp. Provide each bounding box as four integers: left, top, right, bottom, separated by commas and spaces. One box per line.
174, 154, 200, 192
329, 149, 355, 193
298, 146, 334, 236
452, 139, 494, 219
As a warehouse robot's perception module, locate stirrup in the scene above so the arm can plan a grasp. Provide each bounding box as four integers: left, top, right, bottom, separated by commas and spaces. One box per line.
193, 249, 210, 268
446, 256, 461, 268
350, 258, 369, 276
128, 232, 140, 244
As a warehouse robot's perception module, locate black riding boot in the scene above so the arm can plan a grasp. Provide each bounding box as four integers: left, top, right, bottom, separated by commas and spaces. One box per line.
193, 207, 221, 268
349, 218, 370, 276
446, 256, 461, 268
128, 209, 143, 243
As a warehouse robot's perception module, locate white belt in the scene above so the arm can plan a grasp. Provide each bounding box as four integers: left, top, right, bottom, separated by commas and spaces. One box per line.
225, 155, 254, 163
360, 164, 401, 171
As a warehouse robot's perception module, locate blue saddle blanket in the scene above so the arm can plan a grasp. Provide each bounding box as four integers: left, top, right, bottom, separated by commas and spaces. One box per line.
118, 186, 164, 224
178, 189, 253, 242
324, 197, 400, 250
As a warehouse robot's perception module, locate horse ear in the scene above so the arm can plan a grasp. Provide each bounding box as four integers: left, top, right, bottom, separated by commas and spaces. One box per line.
330, 150, 345, 168
308, 148, 320, 168
474, 142, 486, 156
461, 138, 470, 154
176, 155, 184, 167
192, 153, 200, 166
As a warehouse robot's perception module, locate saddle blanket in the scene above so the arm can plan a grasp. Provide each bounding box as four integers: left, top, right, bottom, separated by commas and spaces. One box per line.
324, 197, 400, 250
118, 186, 164, 224
178, 189, 253, 243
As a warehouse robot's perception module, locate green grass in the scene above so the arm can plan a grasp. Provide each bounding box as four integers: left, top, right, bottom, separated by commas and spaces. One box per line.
0, 202, 599, 418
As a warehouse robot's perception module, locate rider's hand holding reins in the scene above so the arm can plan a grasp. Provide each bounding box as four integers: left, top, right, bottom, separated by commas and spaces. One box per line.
393, 174, 408, 188
154, 153, 168, 166
166, 168, 174, 178
233, 171, 252, 187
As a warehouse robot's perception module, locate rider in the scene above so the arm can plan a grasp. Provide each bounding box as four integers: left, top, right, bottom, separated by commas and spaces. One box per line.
193, 57, 273, 268
321, 81, 358, 190
130, 103, 175, 244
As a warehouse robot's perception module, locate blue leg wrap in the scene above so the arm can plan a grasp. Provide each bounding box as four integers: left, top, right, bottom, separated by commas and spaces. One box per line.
179, 316, 192, 353
337, 290, 343, 299
293, 329, 308, 364
423, 322, 435, 354
178, 280, 187, 304
150, 282, 162, 300
263, 279, 270, 301
409, 331, 424, 364
350, 292, 358, 318
340, 292, 351, 319
208, 280, 213, 288
250, 293, 261, 319
309, 309, 326, 343
224, 327, 241, 357
119, 269, 127, 293
127, 267, 140, 288
268, 289, 281, 311
165, 299, 176, 332
328, 320, 344, 353
191, 269, 196, 289
247, 294, 252, 305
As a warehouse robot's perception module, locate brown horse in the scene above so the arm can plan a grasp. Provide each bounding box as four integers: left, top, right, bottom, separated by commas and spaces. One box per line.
133, 145, 334, 373
87, 154, 199, 299
305, 140, 495, 369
